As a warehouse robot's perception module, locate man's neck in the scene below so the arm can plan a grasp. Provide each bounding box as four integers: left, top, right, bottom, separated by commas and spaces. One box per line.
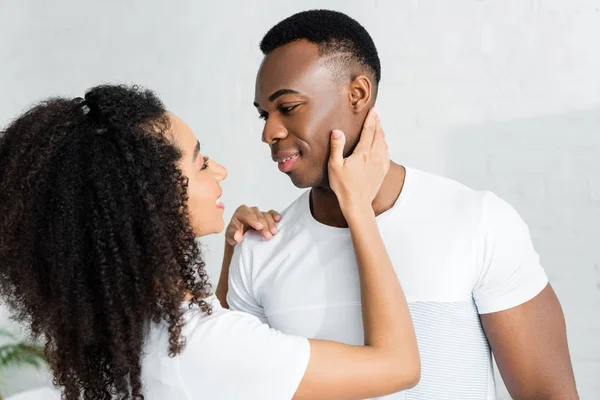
310, 162, 406, 228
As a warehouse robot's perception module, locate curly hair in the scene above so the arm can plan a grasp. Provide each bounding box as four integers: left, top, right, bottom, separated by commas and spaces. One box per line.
0, 84, 212, 399
260, 9, 381, 84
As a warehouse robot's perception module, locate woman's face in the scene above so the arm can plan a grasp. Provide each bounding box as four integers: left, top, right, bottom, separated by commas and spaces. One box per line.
169, 113, 227, 237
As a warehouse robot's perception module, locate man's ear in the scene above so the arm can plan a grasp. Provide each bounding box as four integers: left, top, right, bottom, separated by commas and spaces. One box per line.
348, 75, 373, 113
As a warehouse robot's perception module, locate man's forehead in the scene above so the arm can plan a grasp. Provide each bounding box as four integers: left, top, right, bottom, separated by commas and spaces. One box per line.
255, 41, 328, 100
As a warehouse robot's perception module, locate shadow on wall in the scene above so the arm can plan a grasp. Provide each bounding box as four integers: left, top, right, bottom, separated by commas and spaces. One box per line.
443, 108, 600, 399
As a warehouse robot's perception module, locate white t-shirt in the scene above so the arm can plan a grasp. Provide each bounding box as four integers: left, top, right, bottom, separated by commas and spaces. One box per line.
141, 295, 310, 399
227, 167, 548, 400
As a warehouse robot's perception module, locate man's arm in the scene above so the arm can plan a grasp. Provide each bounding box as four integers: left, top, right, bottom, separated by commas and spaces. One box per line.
481, 284, 578, 399
474, 192, 577, 399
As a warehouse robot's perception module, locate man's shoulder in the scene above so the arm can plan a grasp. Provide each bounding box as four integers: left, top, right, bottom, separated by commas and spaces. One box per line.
407, 167, 527, 233
408, 167, 481, 197
236, 190, 310, 253
406, 167, 488, 214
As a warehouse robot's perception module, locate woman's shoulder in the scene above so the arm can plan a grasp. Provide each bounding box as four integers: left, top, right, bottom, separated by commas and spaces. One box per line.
182, 295, 277, 344
145, 293, 308, 367
184, 295, 253, 326
143, 295, 310, 400
182, 295, 308, 359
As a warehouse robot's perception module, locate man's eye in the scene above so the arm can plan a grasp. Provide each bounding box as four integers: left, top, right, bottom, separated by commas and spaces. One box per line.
280, 105, 299, 114
201, 156, 210, 170
258, 113, 268, 121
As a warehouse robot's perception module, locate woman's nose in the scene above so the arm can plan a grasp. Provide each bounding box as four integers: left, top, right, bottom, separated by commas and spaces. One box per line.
211, 160, 228, 182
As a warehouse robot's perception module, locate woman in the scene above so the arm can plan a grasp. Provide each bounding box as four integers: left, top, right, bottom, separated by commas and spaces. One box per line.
0, 84, 419, 400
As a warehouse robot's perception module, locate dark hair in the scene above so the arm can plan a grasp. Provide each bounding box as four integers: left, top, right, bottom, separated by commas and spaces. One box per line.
260, 9, 381, 84
0, 84, 211, 399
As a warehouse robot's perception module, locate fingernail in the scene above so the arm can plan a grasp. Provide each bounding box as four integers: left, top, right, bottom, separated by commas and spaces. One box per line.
332, 130, 342, 139
264, 233, 273, 240
271, 227, 278, 234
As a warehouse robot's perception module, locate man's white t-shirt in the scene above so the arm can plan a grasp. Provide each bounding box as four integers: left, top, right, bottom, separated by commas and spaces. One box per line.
141, 295, 310, 399
227, 167, 548, 400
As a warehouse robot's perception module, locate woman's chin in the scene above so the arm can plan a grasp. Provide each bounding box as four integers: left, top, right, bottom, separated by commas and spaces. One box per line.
216, 218, 225, 234
210, 219, 226, 236
192, 219, 225, 238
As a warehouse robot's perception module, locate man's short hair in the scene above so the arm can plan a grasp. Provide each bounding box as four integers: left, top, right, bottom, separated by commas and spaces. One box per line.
260, 9, 381, 85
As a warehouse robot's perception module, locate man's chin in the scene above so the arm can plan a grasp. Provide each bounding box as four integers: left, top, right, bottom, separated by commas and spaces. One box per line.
288, 176, 311, 189
287, 170, 324, 189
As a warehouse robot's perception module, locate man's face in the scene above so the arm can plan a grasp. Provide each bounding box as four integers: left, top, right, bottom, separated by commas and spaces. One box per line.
254, 40, 361, 188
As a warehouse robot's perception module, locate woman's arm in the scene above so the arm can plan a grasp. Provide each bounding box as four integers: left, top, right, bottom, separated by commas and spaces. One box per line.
215, 242, 234, 308
216, 109, 420, 400
215, 207, 280, 308
293, 110, 420, 399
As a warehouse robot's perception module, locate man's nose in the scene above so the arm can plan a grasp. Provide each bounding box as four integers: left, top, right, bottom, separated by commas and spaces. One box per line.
262, 116, 288, 144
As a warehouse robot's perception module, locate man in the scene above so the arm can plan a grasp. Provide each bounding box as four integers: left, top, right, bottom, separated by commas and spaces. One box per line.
218, 9, 578, 399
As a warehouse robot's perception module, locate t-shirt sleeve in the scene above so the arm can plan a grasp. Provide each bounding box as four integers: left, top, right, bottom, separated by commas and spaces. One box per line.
226, 238, 268, 323
178, 310, 310, 400
473, 192, 549, 314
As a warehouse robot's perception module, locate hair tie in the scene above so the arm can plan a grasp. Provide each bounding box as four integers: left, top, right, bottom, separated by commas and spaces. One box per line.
72, 97, 90, 116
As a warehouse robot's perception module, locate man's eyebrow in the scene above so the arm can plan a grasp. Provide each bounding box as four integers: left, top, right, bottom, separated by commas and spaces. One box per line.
193, 141, 200, 161
268, 88, 300, 102
254, 88, 302, 108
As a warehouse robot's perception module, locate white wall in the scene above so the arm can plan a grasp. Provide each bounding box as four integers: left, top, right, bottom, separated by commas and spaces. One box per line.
1, 0, 599, 398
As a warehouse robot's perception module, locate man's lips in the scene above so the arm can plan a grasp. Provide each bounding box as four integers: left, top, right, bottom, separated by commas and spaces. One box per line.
273, 152, 300, 173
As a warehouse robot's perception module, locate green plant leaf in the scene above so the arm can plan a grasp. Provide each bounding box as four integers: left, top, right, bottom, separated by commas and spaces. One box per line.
0, 330, 16, 340
0, 342, 46, 371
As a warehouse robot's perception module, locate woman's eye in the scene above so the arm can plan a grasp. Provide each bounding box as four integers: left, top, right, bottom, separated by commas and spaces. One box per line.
201, 156, 209, 170
258, 113, 268, 121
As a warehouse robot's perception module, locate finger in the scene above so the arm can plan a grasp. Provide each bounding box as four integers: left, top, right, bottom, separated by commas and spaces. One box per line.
367, 121, 389, 179
328, 130, 346, 167
232, 206, 263, 231
243, 209, 264, 231
226, 235, 237, 246
226, 233, 241, 246
263, 212, 279, 235
268, 210, 282, 223
354, 107, 379, 154
371, 117, 387, 154
252, 209, 273, 240
226, 223, 244, 246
